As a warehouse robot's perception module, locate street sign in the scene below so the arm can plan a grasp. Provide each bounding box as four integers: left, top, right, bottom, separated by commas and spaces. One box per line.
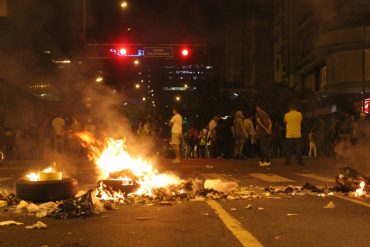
144, 47, 173, 58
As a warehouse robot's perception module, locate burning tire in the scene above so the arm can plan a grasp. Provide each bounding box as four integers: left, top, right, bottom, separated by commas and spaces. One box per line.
16, 178, 78, 203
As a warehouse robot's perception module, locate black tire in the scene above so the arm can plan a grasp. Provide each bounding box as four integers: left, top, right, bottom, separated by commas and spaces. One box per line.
16, 178, 78, 202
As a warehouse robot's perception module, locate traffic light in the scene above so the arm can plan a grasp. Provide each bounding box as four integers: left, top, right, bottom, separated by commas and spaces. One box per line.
180, 48, 190, 57
118, 48, 127, 56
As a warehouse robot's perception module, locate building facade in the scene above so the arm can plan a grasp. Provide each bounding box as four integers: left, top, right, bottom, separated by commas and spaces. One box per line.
274, 0, 370, 113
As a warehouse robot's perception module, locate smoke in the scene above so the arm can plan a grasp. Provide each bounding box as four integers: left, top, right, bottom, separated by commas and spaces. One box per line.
334, 122, 370, 174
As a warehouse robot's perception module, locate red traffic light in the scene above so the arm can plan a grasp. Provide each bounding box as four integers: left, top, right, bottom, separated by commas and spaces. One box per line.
118, 48, 127, 56
181, 48, 189, 57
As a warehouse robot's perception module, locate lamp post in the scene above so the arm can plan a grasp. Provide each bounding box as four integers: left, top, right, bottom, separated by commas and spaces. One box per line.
363, 26, 367, 112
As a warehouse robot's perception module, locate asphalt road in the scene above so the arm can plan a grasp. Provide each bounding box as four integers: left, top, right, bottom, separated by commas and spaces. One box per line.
0, 158, 369, 247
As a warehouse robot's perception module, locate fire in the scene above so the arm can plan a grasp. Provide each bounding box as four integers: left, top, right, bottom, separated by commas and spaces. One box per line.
25, 166, 62, 181
76, 131, 182, 200
354, 181, 366, 197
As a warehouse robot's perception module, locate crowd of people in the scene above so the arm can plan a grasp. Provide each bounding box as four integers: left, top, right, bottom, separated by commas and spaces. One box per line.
170, 104, 370, 166
0, 104, 369, 165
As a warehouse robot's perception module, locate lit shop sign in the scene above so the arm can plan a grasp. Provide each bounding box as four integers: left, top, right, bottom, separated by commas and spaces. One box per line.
364, 98, 370, 114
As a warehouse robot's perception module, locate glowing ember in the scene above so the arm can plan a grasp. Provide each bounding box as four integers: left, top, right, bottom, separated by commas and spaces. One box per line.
76, 131, 182, 200
25, 166, 62, 181
354, 181, 366, 197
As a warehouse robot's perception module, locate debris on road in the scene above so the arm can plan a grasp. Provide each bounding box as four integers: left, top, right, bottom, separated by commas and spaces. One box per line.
204, 179, 238, 193
230, 208, 237, 211
258, 207, 264, 211
206, 165, 213, 169
287, 213, 298, 216
0, 220, 24, 226
136, 217, 153, 221
324, 201, 335, 209
0, 190, 18, 205
245, 204, 253, 209
335, 167, 369, 192
25, 221, 47, 229
51, 190, 96, 219
0, 200, 8, 207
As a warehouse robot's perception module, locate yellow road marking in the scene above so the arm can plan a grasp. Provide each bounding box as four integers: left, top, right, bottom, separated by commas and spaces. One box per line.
207, 200, 263, 247
334, 194, 370, 208
200, 173, 240, 182
248, 173, 295, 183
295, 173, 335, 183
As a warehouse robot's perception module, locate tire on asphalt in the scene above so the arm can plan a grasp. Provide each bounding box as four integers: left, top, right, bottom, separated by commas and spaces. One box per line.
16, 178, 78, 202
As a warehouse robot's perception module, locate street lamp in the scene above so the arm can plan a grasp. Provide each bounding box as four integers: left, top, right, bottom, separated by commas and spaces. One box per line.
135, 83, 140, 89
175, 96, 181, 101
120, 1, 128, 8
134, 59, 139, 65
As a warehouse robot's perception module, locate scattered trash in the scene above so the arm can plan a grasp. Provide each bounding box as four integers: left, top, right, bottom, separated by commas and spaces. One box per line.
25, 221, 47, 229
302, 183, 324, 193
0, 191, 18, 205
258, 207, 264, 211
204, 179, 238, 193
324, 201, 335, 209
274, 236, 281, 240
159, 201, 172, 206
201, 213, 209, 216
230, 208, 237, 211
0, 220, 24, 226
287, 213, 298, 216
51, 190, 96, 219
0, 200, 8, 207
206, 165, 213, 169
189, 196, 206, 202
245, 204, 253, 209
136, 217, 153, 221
335, 167, 370, 192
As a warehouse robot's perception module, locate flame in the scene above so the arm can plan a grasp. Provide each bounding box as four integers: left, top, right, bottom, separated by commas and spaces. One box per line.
26, 172, 40, 181
76, 131, 182, 200
354, 181, 366, 197
25, 166, 58, 181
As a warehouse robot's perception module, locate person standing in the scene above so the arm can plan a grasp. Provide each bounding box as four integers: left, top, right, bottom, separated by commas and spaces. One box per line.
169, 107, 183, 163
243, 114, 255, 158
255, 104, 272, 166
284, 104, 303, 165
308, 128, 317, 159
232, 110, 247, 159
51, 114, 66, 153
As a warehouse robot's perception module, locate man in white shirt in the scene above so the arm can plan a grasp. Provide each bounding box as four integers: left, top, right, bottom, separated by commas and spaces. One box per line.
169, 108, 183, 163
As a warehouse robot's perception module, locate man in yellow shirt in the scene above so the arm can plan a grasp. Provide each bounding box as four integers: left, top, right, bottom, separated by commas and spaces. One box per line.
284, 104, 303, 165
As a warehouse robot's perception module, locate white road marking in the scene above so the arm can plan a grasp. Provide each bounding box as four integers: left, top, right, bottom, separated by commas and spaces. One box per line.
207, 200, 263, 247
334, 194, 370, 208
200, 173, 240, 182
295, 173, 335, 183
248, 173, 295, 183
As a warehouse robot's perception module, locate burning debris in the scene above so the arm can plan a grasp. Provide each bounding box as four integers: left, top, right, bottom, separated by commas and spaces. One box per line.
335, 167, 369, 196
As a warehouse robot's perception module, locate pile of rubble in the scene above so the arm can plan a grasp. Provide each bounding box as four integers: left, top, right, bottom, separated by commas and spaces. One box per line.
0, 167, 368, 219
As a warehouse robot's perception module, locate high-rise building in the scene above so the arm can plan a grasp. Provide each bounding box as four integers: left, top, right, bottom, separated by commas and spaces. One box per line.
274, 0, 370, 113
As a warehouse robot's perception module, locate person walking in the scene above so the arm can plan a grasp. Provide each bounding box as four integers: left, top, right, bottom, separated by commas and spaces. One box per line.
284, 104, 303, 165
169, 107, 183, 163
308, 128, 317, 159
255, 104, 272, 166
